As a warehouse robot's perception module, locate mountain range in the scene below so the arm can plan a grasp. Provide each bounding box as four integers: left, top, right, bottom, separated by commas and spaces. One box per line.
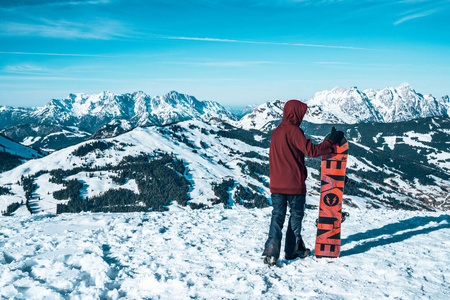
1, 83, 448, 151
308, 82, 448, 123
0, 83, 449, 216
0, 90, 235, 130
1, 82, 448, 133
238, 83, 449, 130
0, 90, 236, 151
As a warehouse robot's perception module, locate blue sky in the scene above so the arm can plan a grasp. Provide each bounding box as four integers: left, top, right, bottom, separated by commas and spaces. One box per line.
1, 0, 449, 107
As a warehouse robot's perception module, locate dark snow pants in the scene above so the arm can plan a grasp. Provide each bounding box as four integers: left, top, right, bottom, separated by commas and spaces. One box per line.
262, 193, 306, 259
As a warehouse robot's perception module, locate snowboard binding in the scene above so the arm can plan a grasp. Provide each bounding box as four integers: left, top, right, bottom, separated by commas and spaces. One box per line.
315, 210, 350, 227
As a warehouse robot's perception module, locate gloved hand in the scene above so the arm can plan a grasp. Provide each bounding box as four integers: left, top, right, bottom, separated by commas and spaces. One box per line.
328, 127, 344, 144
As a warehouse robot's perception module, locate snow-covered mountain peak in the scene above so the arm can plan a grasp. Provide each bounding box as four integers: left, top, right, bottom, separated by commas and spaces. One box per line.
162, 90, 197, 106
234, 99, 284, 130
49, 92, 106, 110
330, 86, 358, 94
398, 82, 413, 90
141, 91, 237, 126
267, 99, 284, 108
99, 90, 114, 98
166, 90, 182, 97
131, 90, 148, 99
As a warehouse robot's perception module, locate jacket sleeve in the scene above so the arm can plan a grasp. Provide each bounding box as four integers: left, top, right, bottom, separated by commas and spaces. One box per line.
291, 128, 333, 157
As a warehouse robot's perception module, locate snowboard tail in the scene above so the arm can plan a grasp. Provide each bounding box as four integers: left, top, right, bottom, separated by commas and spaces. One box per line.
315, 136, 348, 258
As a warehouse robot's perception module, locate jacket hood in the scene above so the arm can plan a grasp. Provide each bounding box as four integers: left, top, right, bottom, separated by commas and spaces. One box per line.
282, 100, 308, 126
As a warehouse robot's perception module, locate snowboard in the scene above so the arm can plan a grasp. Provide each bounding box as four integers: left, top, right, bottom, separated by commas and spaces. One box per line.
314, 133, 348, 258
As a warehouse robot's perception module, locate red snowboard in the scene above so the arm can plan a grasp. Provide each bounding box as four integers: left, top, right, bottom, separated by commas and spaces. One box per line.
314, 134, 348, 258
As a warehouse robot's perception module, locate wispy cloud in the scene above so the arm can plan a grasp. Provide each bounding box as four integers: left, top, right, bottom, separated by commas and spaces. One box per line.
166, 36, 373, 50
169, 60, 278, 67
248, 0, 449, 26
3, 64, 48, 74
313, 62, 350, 65
0, 51, 114, 57
0, 19, 133, 40
0, 0, 111, 9
394, 9, 437, 25
0, 75, 112, 81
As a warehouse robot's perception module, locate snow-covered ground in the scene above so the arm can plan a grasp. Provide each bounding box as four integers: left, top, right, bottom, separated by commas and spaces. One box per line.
1, 205, 449, 299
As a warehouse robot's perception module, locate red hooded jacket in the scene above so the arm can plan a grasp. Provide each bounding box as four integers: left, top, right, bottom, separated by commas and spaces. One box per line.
269, 100, 333, 194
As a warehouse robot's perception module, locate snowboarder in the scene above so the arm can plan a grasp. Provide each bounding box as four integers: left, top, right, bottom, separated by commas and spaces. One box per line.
262, 100, 343, 266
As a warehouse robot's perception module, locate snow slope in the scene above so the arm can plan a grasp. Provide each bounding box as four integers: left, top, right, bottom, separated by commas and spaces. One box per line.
0, 207, 448, 299
0, 133, 44, 159
0, 120, 271, 214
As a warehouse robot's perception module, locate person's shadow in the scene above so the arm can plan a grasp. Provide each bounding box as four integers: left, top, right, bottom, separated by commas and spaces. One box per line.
340, 214, 450, 257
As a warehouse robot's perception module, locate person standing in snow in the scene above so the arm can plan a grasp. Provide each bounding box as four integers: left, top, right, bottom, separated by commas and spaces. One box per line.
263, 99, 343, 266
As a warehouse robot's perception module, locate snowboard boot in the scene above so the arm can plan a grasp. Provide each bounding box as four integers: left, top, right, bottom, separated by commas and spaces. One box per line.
294, 248, 311, 259
263, 256, 277, 267
286, 239, 311, 260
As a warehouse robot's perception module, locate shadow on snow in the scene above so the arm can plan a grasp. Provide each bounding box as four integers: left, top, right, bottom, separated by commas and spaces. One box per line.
340, 215, 450, 257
